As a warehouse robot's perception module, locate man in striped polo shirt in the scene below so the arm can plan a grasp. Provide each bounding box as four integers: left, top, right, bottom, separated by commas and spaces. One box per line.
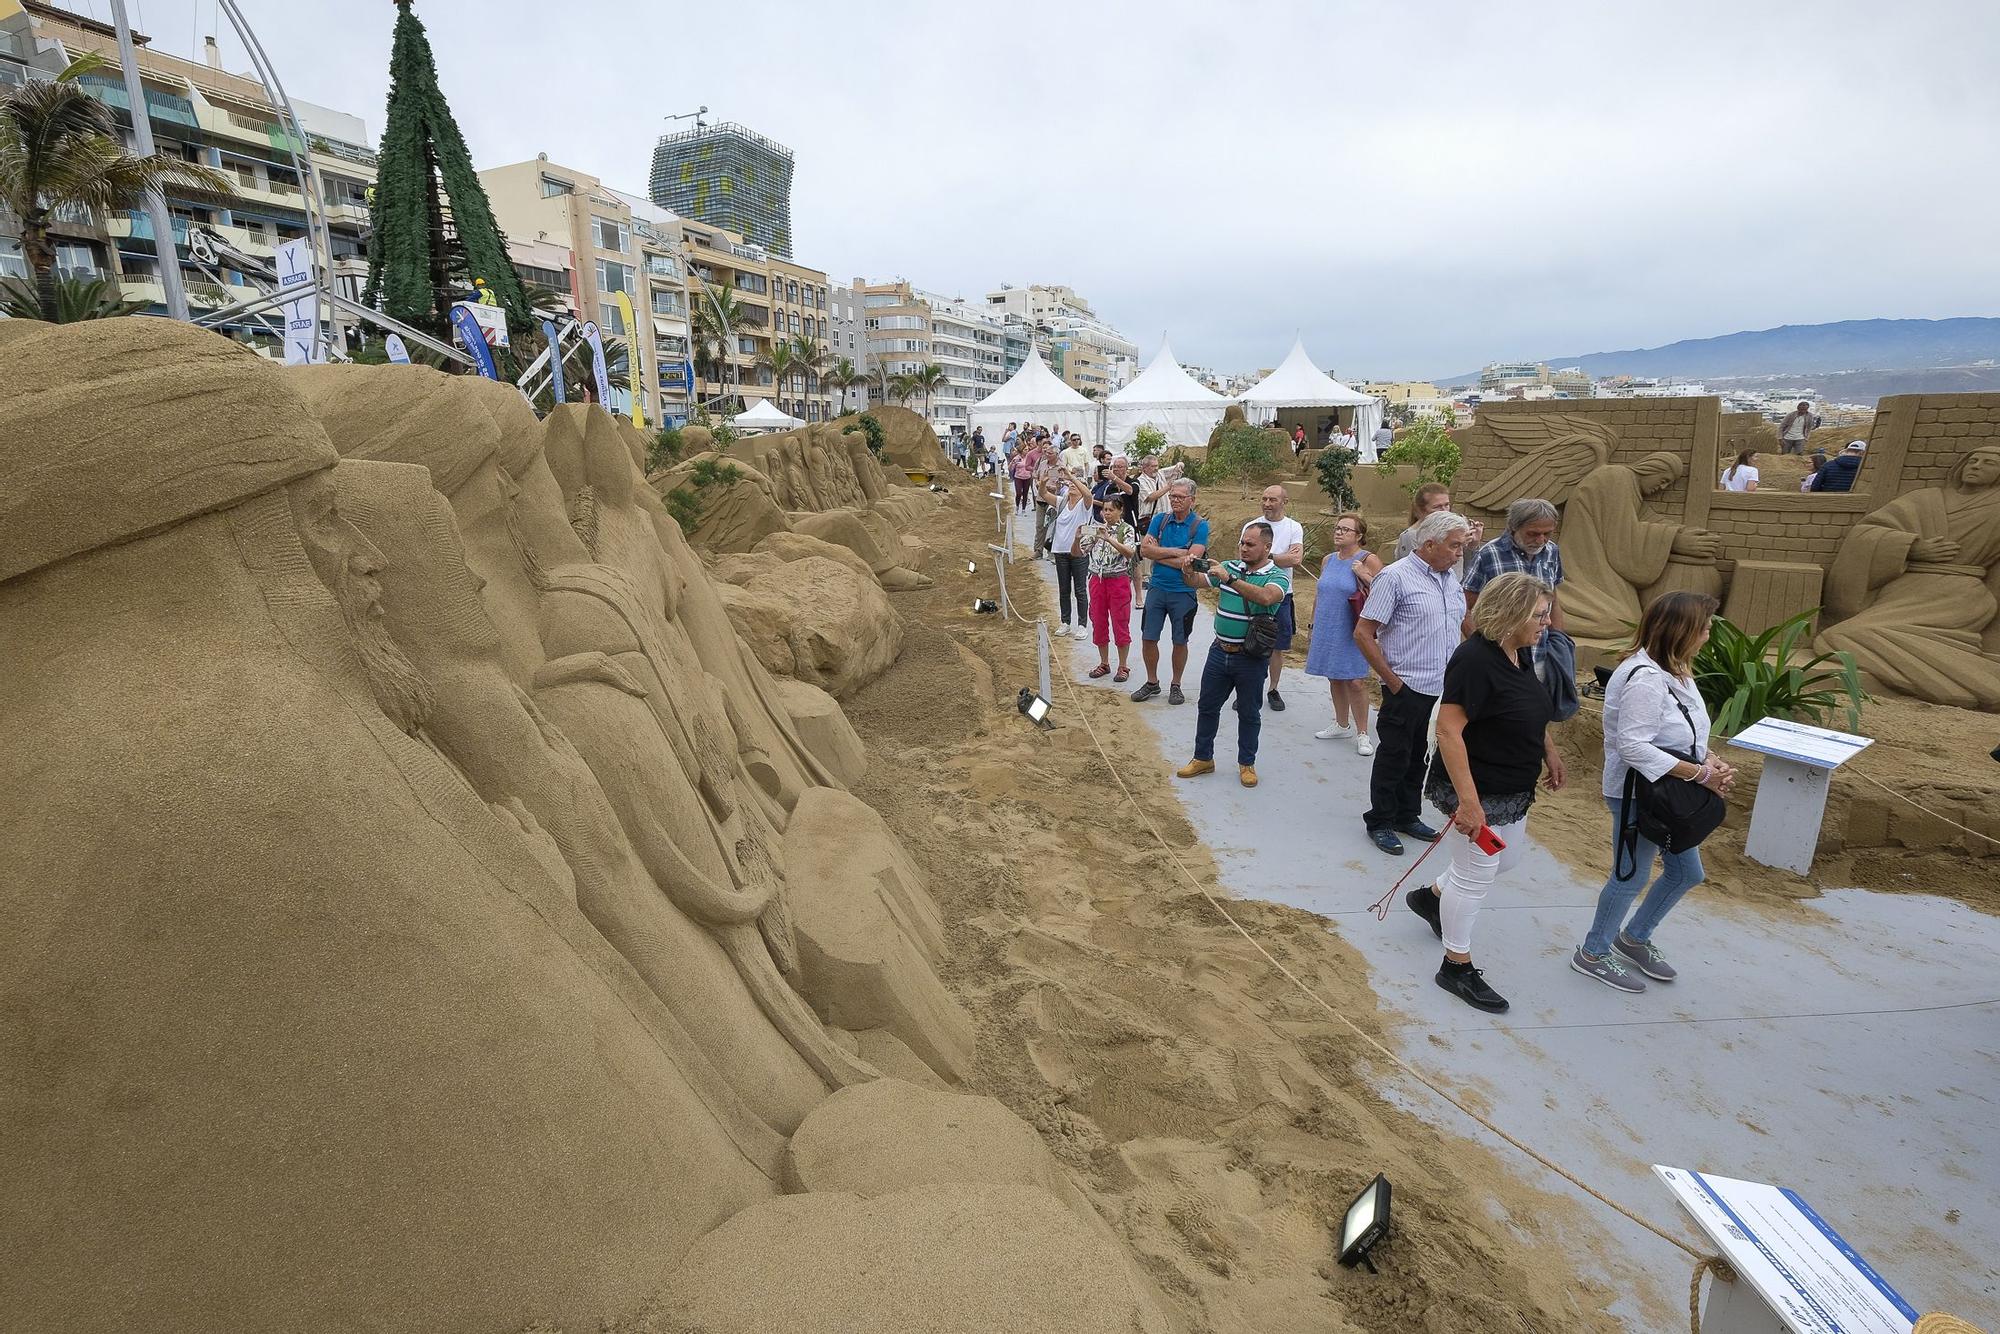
1175, 521, 1287, 788
1355, 509, 1472, 855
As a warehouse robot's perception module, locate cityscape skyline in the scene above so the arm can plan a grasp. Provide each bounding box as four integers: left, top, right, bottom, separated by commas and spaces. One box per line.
11, 0, 1999, 381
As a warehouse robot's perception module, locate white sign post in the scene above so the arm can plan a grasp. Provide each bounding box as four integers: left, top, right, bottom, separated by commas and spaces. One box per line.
1654, 1166, 1918, 1334
276, 238, 321, 366
1726, 718, 1873, 875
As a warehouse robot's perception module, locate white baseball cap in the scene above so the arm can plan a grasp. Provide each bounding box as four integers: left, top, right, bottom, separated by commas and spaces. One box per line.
1845, 440, 1868, 452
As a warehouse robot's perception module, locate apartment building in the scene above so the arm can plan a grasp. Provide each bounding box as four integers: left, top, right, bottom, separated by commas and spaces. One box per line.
649, 120, 795, 259
855, 279, 1012, 431
1476, 361, 1593, 399
984, 282, 1138, 396
482, 157, 702, 424
829, 284, 867, 411
2, 3, 376, 354
675, 215, 834, 422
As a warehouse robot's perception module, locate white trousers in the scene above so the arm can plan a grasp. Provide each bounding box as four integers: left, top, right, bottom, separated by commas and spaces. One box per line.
1436, 815, 1527, 956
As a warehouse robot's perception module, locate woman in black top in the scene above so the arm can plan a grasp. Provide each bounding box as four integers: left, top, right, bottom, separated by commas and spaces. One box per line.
1405, 571, 1565, 1013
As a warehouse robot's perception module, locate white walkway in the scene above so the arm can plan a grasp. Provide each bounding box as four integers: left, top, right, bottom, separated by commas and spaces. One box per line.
1007, 506, 2000, 1328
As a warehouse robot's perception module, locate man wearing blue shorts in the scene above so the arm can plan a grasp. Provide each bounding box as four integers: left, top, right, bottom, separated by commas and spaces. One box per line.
1132, 478, 1209, 705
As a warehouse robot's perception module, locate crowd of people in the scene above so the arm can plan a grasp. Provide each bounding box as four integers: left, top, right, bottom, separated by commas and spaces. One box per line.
1019, 456, 1728, 1017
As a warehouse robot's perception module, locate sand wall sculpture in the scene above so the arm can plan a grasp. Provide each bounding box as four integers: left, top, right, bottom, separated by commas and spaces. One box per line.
0, 319, 1154, 1334
1450, 395, 2000, 710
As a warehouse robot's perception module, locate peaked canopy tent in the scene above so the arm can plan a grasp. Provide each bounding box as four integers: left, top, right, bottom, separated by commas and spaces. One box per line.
968, 348, 1103, 446
734, 399, 804, 434
1104, 338, 1228, 452
1236, 338, 1384, 458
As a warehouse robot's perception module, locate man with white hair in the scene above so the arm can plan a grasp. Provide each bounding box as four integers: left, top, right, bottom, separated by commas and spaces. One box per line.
1354, 509, 1473, 855
1242, 484, 1305, 711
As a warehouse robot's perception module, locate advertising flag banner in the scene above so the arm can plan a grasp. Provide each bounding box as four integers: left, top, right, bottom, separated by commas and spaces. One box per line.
541, 319, 566, 403
581, 320, 612, 411
450, 303, 500, 380
613, 291, 644, 429
384, 334, 411, 364
276, 238, 321, 366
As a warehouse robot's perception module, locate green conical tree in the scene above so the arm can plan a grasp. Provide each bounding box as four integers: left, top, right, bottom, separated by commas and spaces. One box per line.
362, 0, 529, 338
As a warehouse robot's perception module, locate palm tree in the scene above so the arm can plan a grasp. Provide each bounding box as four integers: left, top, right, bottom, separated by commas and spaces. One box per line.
824, 356, 864, 414
0, 272, 144, 321
911, 361, 950, 422
690, 280, 746, 402
887, 371, 920, 407
759, 336, 798, 405
1, 52, 234, 321
867, 357, 894, 404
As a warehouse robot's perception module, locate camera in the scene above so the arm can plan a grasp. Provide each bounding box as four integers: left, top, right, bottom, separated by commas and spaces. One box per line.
1188, 557, 1213, 574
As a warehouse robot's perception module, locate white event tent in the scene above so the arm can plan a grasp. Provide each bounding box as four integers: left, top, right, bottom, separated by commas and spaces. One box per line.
1236, 338, 1383, 454
733, 399, 804, 434
1103, 338, 1228, 452
968, 347, 1102, 445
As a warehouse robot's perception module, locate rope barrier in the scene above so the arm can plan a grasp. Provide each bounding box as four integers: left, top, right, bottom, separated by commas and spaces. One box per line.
1013, 575, 1732, 1333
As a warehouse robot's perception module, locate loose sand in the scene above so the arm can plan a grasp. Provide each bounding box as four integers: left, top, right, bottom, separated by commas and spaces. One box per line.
831, 475, 1622, 1333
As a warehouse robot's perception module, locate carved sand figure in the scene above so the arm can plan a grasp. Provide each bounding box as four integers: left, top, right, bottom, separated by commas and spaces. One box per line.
0, 321, 778, 1333
1465, 415, 1721, 638
293, 368, 879, 1119
1821, 444, 2000, 709
327, 456, 861, 1128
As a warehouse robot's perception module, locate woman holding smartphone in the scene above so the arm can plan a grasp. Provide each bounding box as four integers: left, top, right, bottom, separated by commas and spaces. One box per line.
1404, 571, 1564, 1013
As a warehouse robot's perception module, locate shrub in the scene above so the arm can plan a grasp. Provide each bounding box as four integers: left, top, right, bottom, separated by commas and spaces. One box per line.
1205, 421, 1281, 497
1131, 423, 1168, 459
1375, 418, 1460, 493
1313, 445, 1361, 511
647, 425, 685, 475
666, 458, 745, 534
853, 411, 887, 456
1693, 609, 1866, 736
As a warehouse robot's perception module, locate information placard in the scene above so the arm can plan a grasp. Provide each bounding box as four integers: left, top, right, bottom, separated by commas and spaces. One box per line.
1655, 1166, 1917, 1334
1727, 718, 1873, 770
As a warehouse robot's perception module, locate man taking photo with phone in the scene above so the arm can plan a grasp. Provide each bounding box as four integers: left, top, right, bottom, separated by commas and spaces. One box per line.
1174, 521, 1287, 787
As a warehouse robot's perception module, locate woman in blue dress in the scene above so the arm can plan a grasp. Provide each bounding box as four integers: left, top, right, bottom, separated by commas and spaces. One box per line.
1305, 511, 1385, 753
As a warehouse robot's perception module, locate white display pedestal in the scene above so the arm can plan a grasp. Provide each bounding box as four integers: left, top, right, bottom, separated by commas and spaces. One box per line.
1727, 719, 1873, 875
1655, 1166, 1918, 1334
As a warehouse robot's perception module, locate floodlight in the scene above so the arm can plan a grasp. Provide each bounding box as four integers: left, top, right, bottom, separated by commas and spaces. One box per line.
971, 599, 997, 614
1336, 1174, 1392, 1272
967, 560, 978, 574
1016, 687, 1051, 726
929, 483, 948, 493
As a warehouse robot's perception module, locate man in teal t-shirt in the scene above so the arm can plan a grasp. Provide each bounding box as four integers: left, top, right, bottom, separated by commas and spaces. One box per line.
1132, 479, 1210, 705
1175, 521, 1286, 787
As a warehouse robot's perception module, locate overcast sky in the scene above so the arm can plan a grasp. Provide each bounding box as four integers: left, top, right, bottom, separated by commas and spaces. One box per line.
106, 0, 2000, 377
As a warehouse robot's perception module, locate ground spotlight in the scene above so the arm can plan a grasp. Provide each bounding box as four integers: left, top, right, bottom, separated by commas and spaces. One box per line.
929, 483, 948, 493
1016, 687, 1051, 727
971, 599, 997, 614
967, 560, 978, 574
1336, 1174, 1392, 1272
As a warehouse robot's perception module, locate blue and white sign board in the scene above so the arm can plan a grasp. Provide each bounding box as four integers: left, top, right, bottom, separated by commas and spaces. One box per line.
276, 238, 321, 366
1727, 719, 1874, 874
1655, 1166, 1917, 1334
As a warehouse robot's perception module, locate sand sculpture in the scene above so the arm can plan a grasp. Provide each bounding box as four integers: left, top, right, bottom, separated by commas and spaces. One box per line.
1820, 443, 2000, 709
2, 321, 1095, 1331
1461, 412, 1721, 638
1451, 395, 2000, 708
869, 402, 955, 474
0, 321, 782, 1331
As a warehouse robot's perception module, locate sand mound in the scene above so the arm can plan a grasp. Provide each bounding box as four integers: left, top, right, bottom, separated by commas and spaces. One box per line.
715, 553, 904, 696
691, 475, 792, 551
755, 528, 879, 584
868, 403, 954, 474
660, 1185, 1151, 1334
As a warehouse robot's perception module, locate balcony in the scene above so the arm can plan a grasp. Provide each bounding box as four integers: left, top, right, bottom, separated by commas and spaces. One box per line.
322, 200, 370, 227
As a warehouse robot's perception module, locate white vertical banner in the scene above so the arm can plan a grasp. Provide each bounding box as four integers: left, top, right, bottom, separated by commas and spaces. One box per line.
276, 238, 322, 366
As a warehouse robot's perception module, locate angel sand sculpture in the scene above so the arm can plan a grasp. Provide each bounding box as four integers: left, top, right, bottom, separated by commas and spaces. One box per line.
1, 320, 1150, 1333
1821, 443, 2000, 710
1462, 413, 1722, 640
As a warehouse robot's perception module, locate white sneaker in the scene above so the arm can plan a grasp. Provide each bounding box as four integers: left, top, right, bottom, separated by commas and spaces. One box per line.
1054, 622, 1072, 638
1356, 734, 1375, 756
1315, 722, 1356, 741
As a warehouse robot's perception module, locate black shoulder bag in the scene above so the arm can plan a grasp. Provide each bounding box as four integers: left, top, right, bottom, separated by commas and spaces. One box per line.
1615, 666, 1726, 879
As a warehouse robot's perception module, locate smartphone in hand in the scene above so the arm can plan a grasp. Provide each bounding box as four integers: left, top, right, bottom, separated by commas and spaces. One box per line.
1473, 826, 1506, 856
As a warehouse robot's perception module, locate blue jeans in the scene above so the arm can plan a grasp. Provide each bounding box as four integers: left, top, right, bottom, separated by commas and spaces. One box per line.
1583, 794, 1705, 956
1193, 641, 1267, 765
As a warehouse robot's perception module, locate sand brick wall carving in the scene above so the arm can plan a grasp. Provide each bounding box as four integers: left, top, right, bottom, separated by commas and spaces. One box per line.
1453, 399, 1711, 527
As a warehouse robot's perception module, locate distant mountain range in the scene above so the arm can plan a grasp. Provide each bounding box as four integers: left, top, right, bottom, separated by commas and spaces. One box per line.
1441, 317, 2000, 386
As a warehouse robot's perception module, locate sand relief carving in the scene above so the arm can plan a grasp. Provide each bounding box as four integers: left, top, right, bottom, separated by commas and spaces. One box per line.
1462, 414, 1722, 639
1820, 444, 2000, 710
0, 322, 783, 1331
293, 367, 879, 1127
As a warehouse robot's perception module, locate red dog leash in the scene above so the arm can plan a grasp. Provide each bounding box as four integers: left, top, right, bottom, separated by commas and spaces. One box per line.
1368, 830, 1450, 920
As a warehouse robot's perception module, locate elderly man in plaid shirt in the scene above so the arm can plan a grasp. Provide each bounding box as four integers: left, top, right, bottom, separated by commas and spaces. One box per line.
1461, 498, 1565, 648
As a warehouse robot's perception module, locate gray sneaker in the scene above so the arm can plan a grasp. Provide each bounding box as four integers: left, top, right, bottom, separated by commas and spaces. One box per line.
1570, 947, 1645, 994
1614, 934, 1677, 981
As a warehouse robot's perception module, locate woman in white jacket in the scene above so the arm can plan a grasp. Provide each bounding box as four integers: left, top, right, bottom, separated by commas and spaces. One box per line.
1571, 592, 1736, 993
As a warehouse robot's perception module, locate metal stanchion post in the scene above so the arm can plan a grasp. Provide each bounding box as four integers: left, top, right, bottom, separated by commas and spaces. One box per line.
1037, 619, 1053, 705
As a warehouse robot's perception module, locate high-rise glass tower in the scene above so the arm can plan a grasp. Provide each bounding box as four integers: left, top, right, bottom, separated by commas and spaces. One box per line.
649, 121, 795, 257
